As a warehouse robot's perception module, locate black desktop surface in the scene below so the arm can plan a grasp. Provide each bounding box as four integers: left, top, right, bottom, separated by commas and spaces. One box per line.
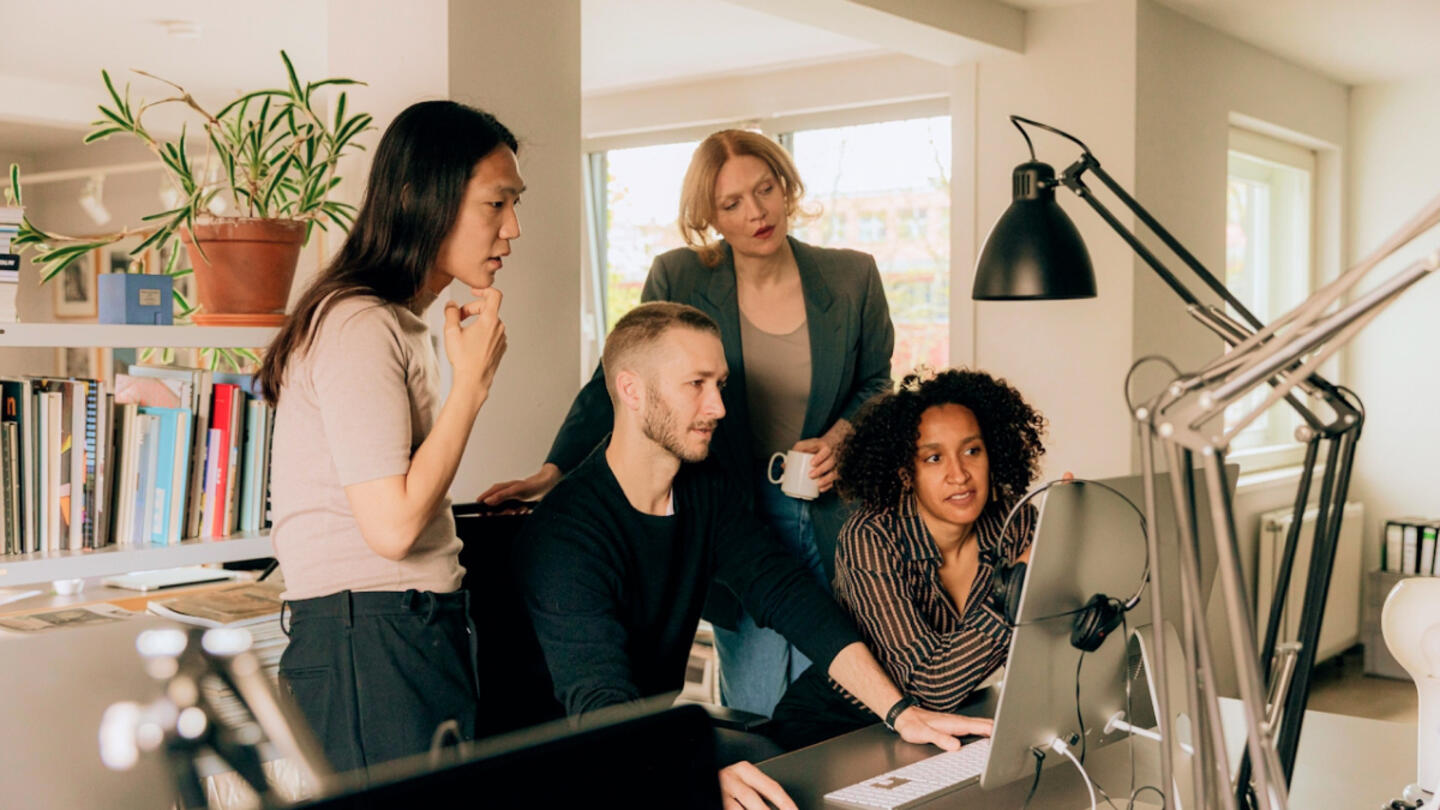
299, 702, 721, 809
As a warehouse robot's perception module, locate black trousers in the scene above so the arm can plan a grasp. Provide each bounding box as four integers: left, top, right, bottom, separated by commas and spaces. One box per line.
279, 589, 480, 775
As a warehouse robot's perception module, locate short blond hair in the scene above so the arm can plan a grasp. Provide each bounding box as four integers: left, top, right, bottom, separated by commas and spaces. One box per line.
602, 302, 721, 403
678, 130, 810, 267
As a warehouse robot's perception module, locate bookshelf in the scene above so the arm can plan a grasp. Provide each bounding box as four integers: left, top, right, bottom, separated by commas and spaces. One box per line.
0, 322, 280, 591
0, 531, 273, 588
0, 323, 277, 348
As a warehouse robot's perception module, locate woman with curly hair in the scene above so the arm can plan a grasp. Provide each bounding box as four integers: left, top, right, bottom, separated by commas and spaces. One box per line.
764, 367, 1048, 749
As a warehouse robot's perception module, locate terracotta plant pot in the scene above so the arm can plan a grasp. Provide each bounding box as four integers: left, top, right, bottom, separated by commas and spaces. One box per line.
180, 218, 305, 326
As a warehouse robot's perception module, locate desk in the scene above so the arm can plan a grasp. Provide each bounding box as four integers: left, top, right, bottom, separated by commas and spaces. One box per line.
758, 692, 1417, 809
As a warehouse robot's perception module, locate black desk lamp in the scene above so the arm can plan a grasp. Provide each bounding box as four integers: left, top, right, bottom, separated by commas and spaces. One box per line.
973, 115, 1369, 810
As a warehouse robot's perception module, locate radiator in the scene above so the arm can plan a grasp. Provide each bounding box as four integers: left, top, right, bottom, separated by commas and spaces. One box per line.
1254, 502, 1363, 664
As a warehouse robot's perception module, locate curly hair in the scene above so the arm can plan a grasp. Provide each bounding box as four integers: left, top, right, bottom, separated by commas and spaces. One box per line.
837, 368, 1047, 513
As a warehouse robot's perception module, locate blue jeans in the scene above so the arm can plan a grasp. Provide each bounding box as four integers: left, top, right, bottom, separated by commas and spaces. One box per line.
712, 479, 829, 717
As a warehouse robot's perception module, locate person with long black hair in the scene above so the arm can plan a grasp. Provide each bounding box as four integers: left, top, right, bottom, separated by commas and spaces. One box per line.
259, 100, 518, 772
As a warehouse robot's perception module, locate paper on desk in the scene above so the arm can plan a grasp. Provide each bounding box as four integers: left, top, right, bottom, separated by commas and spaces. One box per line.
0, 603, 133, 635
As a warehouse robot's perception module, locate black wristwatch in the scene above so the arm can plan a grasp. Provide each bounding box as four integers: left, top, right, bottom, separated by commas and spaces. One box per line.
883, 695, 917, 732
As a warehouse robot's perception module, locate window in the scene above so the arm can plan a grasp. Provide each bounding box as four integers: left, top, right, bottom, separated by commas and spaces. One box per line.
587, 112, 951, 378
596, 140, 698, 332
790, 116, 951, 376
1224, 129, 1315, 465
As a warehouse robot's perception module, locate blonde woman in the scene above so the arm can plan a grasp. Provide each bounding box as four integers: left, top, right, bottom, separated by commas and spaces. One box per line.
483, 130, 895, 717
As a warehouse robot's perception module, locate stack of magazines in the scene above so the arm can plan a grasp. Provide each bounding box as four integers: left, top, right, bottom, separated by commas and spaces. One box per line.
147, 581, 286, 728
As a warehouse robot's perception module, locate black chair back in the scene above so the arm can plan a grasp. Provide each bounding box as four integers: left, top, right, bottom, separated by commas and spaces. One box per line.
453, 501, 564, 737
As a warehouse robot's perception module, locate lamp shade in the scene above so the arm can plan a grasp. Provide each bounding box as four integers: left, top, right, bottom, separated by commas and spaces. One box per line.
973, 161, 1097, 300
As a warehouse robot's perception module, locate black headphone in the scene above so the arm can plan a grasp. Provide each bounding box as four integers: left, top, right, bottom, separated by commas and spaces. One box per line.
990, 479, 1147, 654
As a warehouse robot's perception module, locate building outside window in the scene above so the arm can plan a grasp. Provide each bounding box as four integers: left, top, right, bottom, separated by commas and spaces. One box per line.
589, 114, 951, 378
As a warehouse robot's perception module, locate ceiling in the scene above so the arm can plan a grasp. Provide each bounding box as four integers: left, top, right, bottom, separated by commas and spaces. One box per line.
0, 0, 327, 96
580, 0, 880, 93
1, 0, 1439, 156
1006, 0, 1440, 85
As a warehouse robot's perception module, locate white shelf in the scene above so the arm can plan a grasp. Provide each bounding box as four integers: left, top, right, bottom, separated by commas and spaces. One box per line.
0, 323, 277, 348
0, 532, 273, 588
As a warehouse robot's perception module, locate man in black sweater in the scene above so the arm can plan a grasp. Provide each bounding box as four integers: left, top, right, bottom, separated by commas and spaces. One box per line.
522, 302, 991, 809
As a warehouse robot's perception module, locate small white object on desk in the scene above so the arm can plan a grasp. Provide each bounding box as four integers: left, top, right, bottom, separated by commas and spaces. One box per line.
1382, 577, 1440, 801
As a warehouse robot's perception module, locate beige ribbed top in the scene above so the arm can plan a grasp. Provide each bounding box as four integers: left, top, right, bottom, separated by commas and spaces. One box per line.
270, 290, 463, 600
740, 311, 811, 459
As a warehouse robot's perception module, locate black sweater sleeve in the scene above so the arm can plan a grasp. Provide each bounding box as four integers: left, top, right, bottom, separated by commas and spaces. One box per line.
709, 481, 860, 673
522, 511, 641, 717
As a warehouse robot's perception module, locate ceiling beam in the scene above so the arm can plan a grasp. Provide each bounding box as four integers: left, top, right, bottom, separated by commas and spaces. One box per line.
722, 0, 1024, 64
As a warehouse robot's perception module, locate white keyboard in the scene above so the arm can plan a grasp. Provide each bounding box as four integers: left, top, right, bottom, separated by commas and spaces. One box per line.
824, 737, 991, 809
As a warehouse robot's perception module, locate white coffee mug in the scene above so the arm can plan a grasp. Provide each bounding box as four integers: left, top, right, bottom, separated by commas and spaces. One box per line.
768, 450, 821, 501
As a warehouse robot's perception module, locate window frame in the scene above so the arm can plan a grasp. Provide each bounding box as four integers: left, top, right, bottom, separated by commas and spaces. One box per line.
1224, 127, 1319, 473
580, 98, 949, 361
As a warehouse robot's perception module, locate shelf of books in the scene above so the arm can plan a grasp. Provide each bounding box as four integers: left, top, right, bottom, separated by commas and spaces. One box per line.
0, 323, 278, 348
0, 362, 276, 587
0, 531, 273, 588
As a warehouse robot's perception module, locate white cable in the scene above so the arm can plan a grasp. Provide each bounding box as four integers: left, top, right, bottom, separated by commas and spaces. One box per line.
1051, 737, 1098, 810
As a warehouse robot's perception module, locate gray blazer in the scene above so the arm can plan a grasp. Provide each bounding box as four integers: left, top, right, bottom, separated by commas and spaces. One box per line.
544, 236, 895, 628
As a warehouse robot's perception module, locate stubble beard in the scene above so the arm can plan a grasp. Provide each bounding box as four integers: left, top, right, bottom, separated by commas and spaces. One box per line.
642, 392, 713, 464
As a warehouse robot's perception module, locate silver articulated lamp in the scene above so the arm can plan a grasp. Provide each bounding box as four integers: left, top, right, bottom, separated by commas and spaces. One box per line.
973, 115, 1440, 810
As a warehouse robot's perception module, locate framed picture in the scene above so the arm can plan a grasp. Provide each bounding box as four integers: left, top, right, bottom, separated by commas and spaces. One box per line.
55, 346, 112, 384
53, 249, 100, 319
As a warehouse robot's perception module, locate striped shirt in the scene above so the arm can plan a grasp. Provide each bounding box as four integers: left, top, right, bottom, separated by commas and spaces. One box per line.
831, 494, 1036, 712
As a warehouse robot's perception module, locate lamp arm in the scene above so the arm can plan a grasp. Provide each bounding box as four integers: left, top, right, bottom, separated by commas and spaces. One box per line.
1209, 255, 1435, 407
1057, 158, 1201, 308
1050, 151, 1359, 432
1187, 304, 1361, 434
1069, 154, 1267, 330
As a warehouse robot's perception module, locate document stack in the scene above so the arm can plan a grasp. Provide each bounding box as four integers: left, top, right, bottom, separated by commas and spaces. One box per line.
1383, 517, 1440, 576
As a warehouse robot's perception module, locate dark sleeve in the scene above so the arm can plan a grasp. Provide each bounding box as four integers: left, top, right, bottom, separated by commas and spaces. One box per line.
838, 256, 895, 423
832, 517, 1010, 713
522, 511, 640, 717
544, 257, 673, 471
710, 483, 860, 672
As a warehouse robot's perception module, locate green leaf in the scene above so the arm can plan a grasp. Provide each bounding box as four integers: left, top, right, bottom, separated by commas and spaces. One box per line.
333, 91, 347, 133
281, 50, 303, 100
307, 78, 362, 95
100, 70, 127, 117
172, 287, 194, 314
215, 89, 288, 121
95, 105, 131, 130
83, 127, 127, 144
8, 164, 21, 206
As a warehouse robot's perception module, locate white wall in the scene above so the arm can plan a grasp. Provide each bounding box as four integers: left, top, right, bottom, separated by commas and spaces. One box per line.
971, 0, 1139, 481
1132, 0, 1350, 697
1346, 78, 1440, 570
443, 0, 583, 499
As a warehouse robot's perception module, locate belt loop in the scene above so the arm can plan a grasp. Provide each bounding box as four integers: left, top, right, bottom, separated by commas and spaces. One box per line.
402, 589, 417, 612
342, 591, 353, 628
280, 601, 292, 637
422, 592, 439, 625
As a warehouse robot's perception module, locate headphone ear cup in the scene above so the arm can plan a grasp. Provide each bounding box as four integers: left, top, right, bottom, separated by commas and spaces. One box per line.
996, 561, 1027, 625
1070, 594, 1123, 652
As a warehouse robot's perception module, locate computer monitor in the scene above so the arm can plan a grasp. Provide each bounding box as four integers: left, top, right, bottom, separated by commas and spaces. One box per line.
296, 700, 722, 809
980, 467, 1236, 790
